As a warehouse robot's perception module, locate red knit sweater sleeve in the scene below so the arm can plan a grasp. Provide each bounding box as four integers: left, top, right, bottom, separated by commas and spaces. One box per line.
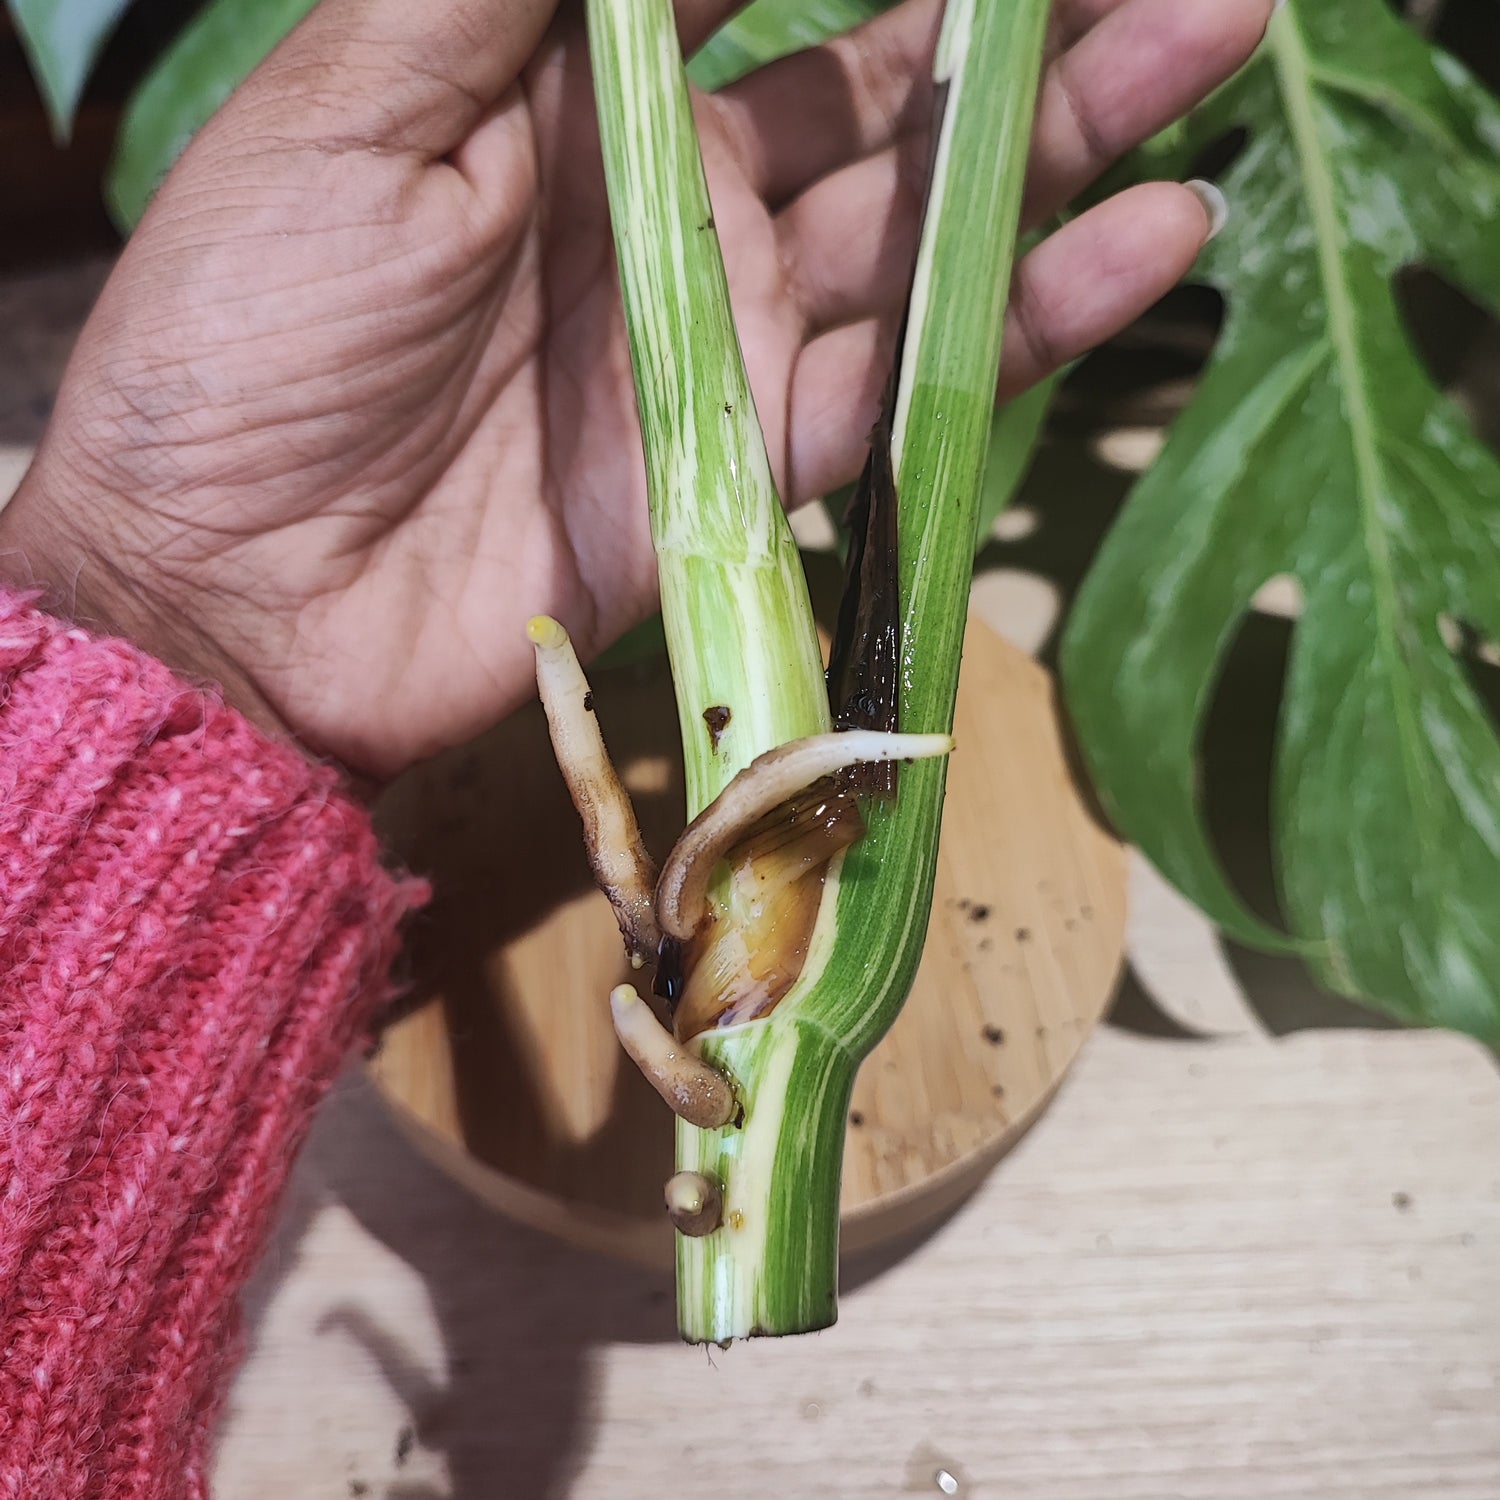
0, 591, 426, 1499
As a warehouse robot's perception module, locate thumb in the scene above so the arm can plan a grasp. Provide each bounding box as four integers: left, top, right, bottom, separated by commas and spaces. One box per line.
244, 0, 562, 158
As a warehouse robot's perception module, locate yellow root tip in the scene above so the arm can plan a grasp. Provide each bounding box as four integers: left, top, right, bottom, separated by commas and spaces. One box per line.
526, 614, 569, 650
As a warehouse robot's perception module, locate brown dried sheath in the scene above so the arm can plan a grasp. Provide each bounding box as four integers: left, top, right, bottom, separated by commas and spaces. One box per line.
825, 368, 901, 796
825, 79, 951, 797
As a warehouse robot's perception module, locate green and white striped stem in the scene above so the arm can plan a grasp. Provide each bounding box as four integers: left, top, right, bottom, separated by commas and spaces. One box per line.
587, 0, 828, 801
587, 0, 1050, 1341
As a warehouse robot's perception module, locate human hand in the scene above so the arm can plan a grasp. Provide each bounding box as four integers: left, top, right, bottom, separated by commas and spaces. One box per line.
0, 0, 1271, 779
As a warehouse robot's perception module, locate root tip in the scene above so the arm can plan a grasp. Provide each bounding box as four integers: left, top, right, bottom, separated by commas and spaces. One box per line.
611, 982, 736, 1129
527, 614, 569, 650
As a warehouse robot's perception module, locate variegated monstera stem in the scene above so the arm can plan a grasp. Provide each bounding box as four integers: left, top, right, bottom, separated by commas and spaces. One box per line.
585, 0, 1051, 1341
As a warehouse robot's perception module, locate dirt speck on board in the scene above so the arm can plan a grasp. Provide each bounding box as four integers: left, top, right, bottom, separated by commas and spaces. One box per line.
981, 1025, 1005, 1045
348, 1484, 369, 1498
849, 1110, 865, 1126
1393, 1191, 1413, 1212
394, 1425, 415, 1467
1014, 927, 1032, 942
967, 903, 990, 923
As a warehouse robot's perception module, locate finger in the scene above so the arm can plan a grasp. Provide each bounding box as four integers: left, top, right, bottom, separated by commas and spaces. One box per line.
697, 0, 1126, 77
1048, 0, 1132, 55
776, 0, 1265, 331
999, 182, 1216, 398
727, 0, 1268, 213
237, 0, 560, 158
1022, 0, 1272, 222
778, 134, 928, 336
786, 179, 1218, 501
709, 0, 939, 211
787, 318, 898, 504
350, 0, 850, 178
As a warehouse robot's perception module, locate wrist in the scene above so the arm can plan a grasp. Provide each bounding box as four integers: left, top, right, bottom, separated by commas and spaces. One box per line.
0, 446, 294, 747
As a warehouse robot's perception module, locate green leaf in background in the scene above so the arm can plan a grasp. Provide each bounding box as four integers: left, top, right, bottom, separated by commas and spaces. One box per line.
1062, 0, 1500, 1043
7, 0, 133, 140
106, 0, 318, 231
976, 367, 1063, 543
687, 0, 893, 91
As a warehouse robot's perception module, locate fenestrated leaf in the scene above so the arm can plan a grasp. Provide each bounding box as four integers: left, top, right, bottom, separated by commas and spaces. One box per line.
106, 0, 318, 231
1062, 0, 1500, 1042
7, 0, 135, 140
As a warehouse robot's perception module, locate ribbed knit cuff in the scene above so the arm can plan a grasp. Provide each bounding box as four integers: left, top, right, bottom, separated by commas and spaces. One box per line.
0, 592, 426, 1500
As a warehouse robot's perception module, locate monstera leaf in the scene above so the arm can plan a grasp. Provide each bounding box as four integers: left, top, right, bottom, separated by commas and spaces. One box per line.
688, 0, 890, 89
1062, 0, 1500, 1042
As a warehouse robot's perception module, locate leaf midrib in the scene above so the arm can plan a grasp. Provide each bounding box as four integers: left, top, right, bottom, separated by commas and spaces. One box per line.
1270, 9, 1443, 893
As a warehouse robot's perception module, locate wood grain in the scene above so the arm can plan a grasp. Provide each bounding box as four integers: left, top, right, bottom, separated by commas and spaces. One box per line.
221, 1023, 1500, 1500
368, 615, 1126, 1263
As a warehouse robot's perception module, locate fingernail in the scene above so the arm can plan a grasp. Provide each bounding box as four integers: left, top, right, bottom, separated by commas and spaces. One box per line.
1184, 179, 1229, 242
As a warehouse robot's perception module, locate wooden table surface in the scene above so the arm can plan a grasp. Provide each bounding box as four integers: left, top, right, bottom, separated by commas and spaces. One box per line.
5, 258, 1499, 1500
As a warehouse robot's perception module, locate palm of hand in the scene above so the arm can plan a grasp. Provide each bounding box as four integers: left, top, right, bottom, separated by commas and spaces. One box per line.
24, 20, 863, 777
7, 0, 1270, 779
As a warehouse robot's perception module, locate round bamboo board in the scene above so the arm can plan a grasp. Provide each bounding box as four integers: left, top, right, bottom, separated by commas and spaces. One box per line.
368, 614, 1126, 1265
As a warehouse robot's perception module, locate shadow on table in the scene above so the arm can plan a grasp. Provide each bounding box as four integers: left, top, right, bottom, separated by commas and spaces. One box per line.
271, 1076, 668, 1500
244, 1069, 959, 1500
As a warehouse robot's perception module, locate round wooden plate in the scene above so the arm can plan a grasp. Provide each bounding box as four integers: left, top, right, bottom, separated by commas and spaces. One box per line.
368, 614, 1126, 1265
